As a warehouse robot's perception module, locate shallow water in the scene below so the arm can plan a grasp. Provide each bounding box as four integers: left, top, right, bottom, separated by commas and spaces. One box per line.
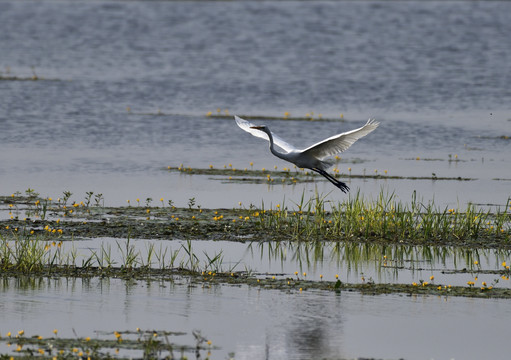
1, 1, 510, 359
43, 237, 511, 288
0, 0, 510, 208
1, 276, 510, 360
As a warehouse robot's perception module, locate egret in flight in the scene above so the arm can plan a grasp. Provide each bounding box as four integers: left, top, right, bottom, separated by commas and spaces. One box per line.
234, 115, 379, 192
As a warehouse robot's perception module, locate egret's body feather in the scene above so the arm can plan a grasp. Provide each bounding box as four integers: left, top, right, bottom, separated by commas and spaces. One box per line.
234, 115, 379, 192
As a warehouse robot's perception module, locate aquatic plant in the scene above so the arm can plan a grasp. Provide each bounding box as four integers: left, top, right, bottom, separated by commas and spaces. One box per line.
0, 328, 211, 360
0, 226, 63, 272
251, 190, 510, 244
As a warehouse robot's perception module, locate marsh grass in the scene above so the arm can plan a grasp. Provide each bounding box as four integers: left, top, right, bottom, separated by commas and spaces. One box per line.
0, 228, 64, 273
252, 190, 510, 243
0, 229, 231, 276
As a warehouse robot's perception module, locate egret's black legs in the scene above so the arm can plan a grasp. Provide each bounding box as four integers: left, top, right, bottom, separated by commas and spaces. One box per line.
312, 168, 350, 193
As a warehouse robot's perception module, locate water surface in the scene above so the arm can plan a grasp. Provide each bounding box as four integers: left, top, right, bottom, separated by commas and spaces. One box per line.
0, 0, 510, 208
1, 276, 510, 360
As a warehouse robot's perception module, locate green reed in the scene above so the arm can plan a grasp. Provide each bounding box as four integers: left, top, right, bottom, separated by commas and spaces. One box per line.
0, 230, 227, 275
253, 190, 510, 242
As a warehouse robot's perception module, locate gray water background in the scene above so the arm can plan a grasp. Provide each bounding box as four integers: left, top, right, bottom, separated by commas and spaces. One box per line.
1, 1, 511, 359
0, 0, 510, 208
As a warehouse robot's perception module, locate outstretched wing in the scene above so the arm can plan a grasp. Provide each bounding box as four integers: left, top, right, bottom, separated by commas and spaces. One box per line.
234, 115, 297, 153
301, 119, 379, 160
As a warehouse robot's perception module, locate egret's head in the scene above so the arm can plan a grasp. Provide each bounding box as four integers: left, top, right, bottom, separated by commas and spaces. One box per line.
250, 125, 267, 131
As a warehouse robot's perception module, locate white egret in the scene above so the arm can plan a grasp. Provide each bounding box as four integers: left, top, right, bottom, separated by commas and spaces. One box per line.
234, 115, 379, 192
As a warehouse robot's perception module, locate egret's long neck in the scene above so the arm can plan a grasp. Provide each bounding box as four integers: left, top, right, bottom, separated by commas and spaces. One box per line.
264, 128, 288, 160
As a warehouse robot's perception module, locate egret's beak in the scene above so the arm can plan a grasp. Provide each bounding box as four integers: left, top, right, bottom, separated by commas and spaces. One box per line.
250, 126, 265, 130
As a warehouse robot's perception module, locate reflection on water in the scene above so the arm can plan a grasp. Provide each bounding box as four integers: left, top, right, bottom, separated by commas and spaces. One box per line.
42, 237, 511, 287
1, 276, 510, 360
250, 240, 511, 286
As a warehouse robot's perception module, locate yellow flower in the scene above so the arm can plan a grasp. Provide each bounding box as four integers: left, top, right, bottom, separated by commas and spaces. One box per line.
18, 330, 24, 336
53, 329, 58, 335
502, 261, 507, 267
429, 276, 434, 281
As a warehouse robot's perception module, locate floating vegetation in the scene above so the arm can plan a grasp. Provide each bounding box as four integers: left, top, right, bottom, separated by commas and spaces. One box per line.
0, 67, 56, 81
0, 328, 214, 360
126, 106, 347, 122
167, 164, 475, 183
